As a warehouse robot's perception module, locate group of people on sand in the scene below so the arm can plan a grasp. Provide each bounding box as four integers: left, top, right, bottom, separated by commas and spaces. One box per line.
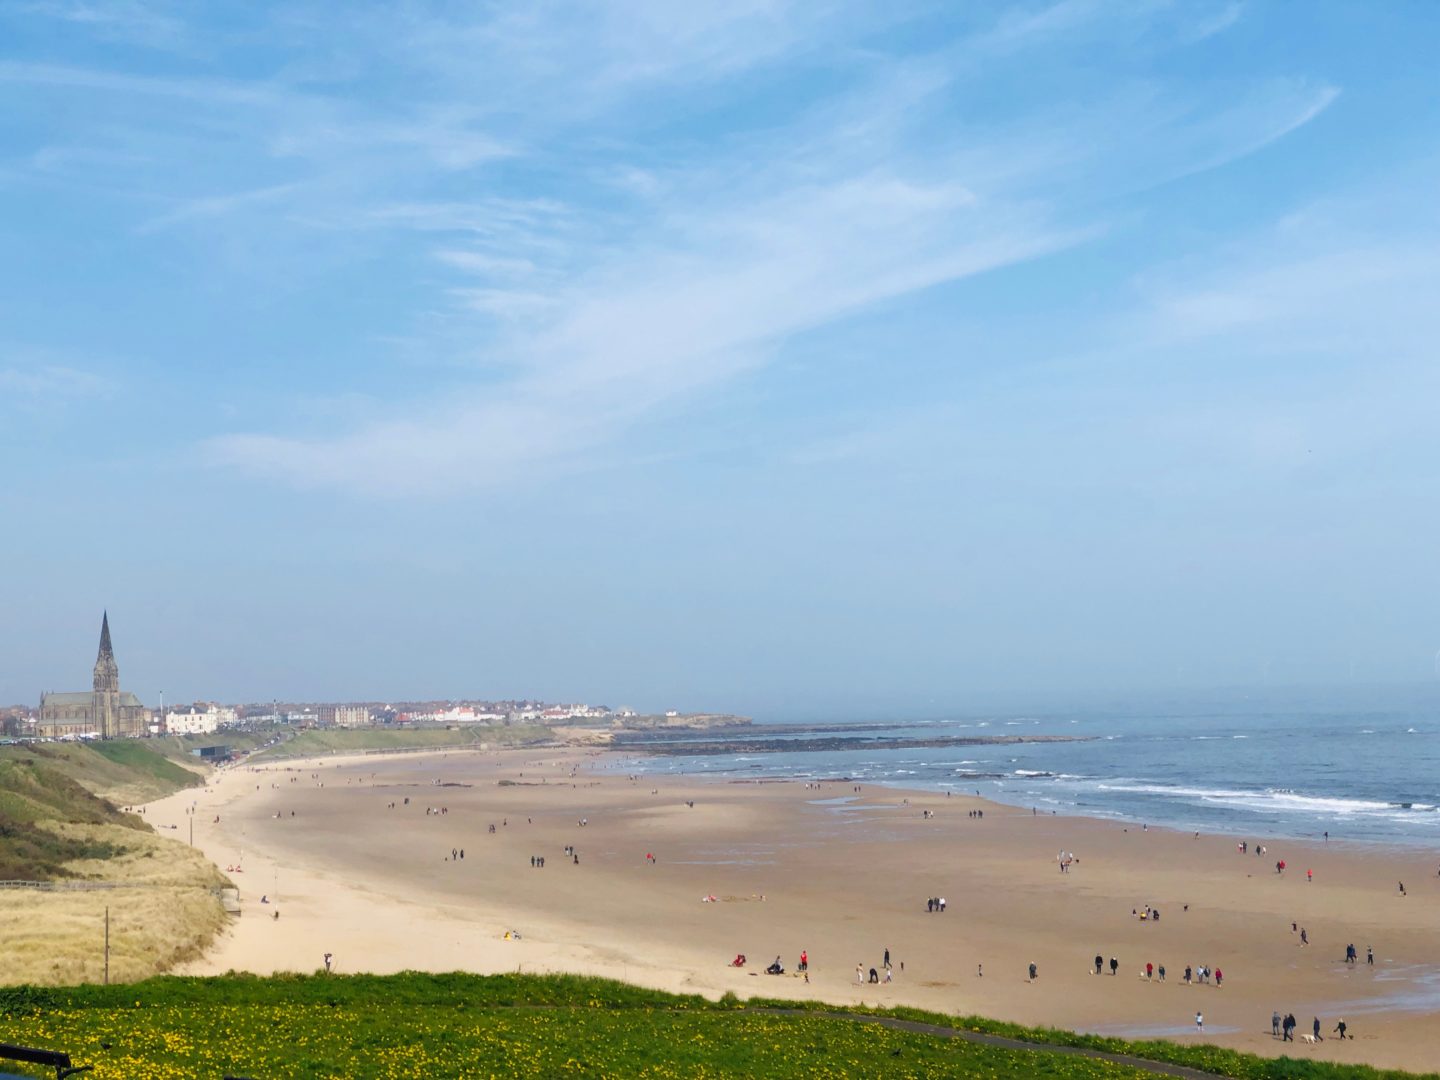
854, 947, 899, 986
924, 896, 947, 912
1092, 953, 1222, 987
731, 949, 809, 983
1344, 942, 1374, 965
1274, 1011, 1350, 1042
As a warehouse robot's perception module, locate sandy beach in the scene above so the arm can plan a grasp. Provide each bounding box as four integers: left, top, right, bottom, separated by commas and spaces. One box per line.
146, 747, 1440, 1074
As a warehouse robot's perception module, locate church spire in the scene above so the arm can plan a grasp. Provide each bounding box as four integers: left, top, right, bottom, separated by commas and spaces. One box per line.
93, 611, 119, 693
97, 611, 113, 663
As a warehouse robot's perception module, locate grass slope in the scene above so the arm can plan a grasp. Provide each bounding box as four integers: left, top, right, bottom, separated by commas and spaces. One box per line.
0, 974, 1430, 1080
251, 724, 551, 761
0, 759, 143, 879
0, 743, 227, 983
88, 739, 204, 791
0, 741, 202, 806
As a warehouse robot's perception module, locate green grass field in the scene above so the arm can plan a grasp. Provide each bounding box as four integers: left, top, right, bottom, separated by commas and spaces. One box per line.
0, 973, 1430, 1080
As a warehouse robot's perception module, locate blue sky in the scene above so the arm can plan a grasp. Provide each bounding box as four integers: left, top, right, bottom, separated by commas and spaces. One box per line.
3, 2, 1439, 715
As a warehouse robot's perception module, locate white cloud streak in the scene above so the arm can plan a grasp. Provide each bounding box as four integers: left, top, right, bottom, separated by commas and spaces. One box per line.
0, 363, 113, 402
1, 2, 1347, 496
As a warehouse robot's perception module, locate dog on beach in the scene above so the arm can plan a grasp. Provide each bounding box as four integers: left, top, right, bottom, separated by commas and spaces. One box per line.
1299, 1033, 1317, 1045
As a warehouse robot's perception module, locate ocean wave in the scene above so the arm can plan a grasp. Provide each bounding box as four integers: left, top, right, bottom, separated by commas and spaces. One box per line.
1093, 782, 1403, 816
1013, 769, 1054, 777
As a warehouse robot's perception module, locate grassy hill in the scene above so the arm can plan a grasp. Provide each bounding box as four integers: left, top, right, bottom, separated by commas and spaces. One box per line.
0, 973, 1428, 1080
0, 741, 203, 807
250, 724, 551, 761
0, 743, 227, 983
0, 759, 141, 879
141, 729, 274, 766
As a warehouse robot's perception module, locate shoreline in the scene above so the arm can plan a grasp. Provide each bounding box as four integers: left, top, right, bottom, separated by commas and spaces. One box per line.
725, 773, 1440, 857
146, 745, 1440, 1074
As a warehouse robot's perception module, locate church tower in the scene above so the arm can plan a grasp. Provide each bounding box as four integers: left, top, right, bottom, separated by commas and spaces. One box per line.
93, 611, 120, 737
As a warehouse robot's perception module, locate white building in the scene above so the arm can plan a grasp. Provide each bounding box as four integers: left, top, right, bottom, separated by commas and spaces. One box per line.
165, 703, 235, 735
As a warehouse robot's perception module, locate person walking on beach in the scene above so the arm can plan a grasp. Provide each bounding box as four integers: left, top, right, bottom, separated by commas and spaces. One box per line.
1312, 1016, 1323, 1042
1300, 928, 1308, 947
1367, 945, 1374, 966
324, 952, 333, 973
1110, 956, 1119, 976
1145, 962, 1153, 980
884, 947, 890, 969
1214, 968, 1222, 988
1095, 955, 1104, 975
1195, 1011, 1203, 1032
1334, 1019, 1348, 1040
1028, 962, 1037, 982
1272, 1010, 1281, 1037
856, 963, 864, 985
1157, 964, 1165, 982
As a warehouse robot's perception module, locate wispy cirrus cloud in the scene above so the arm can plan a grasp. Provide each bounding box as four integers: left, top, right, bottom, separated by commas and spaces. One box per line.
0, 361, 114, 403
10, 0, 190, 51
210, 172, 1087, 493
0, 1, 1344, 496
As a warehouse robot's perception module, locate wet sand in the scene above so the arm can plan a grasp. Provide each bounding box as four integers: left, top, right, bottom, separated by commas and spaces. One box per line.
147, 747, 1440, 1074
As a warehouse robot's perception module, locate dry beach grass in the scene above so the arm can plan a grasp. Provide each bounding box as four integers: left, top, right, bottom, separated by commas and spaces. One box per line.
0, 821, 228, 985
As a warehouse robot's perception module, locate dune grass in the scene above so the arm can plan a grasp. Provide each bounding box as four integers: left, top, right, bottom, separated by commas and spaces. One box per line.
0, 744, 227, 986
0, 822, 228, 986
0, 973, 1429, 1080
0, 759, 149, 880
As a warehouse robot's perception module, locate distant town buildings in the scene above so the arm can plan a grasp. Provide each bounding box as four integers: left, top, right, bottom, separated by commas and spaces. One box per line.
38, 613, 147, 739
397, 705, 507, 724
18, 644, 671, 743
319, 704, 371, 727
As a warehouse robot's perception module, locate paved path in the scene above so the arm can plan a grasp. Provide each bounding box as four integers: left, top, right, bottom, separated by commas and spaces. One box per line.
748, 1008, 1229, 1079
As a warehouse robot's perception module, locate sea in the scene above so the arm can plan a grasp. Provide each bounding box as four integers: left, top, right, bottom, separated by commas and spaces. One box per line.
620, 686, 1440, 848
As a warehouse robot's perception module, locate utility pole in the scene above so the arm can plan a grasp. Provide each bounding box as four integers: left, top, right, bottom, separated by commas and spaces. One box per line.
104, 905, 110, 985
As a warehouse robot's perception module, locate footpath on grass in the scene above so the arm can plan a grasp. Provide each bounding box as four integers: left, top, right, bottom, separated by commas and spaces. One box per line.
751, 1008, 1227, 1080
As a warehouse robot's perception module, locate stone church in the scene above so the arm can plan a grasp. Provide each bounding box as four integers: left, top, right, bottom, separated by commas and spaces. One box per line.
38, 613, 148, 738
